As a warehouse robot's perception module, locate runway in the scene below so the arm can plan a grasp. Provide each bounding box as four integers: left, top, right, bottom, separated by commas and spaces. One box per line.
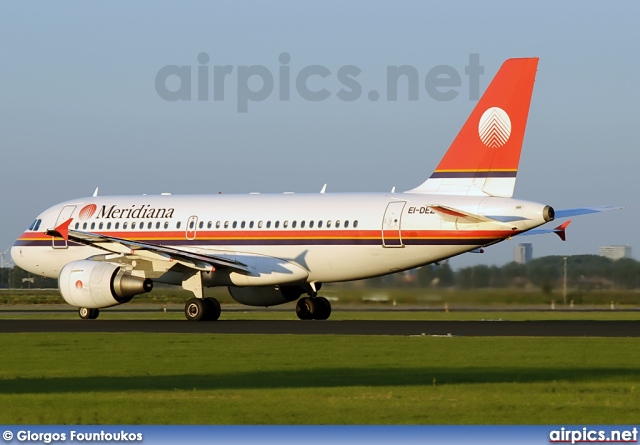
0, 319, 638, 336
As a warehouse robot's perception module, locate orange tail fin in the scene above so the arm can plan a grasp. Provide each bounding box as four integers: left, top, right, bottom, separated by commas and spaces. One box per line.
407, 57, 539, 197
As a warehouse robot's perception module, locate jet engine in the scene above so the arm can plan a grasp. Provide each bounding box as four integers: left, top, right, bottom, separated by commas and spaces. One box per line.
58, 260, 152, 309
228, 285, 304, 307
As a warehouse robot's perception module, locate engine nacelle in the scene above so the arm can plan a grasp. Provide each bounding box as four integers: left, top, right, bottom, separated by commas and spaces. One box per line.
228, 285, 304, 307
59, 260, 153, 309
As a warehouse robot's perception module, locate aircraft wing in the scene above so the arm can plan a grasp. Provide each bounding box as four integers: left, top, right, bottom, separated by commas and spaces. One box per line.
45, 218, 250, 273
554, 206, 623, 219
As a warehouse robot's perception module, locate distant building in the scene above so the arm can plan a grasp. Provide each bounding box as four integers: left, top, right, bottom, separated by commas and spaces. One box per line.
599, 245, 632, 260
514, 243, 533, 264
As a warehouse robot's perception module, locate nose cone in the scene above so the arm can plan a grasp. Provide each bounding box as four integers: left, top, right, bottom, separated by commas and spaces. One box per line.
10, 245, 26, 270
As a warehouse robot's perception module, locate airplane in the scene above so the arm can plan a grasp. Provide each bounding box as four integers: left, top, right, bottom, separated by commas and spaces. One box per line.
11, 57, 616, 321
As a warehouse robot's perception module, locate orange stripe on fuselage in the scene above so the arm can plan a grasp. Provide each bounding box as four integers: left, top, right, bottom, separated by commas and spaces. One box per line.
17, 228, 519, 243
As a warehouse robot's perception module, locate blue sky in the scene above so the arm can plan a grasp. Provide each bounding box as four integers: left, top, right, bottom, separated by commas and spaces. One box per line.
1, 1, 638, 268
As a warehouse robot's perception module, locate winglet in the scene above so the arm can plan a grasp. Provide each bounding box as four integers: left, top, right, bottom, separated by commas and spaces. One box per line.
553, 220, 571, 241
45, 218, 73, 241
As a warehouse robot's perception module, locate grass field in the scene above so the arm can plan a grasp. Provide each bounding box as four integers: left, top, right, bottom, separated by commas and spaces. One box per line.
2, 286, 640, 308
0, 333, 637, 424
1, 308, 639, 321
0, 289, 637, 424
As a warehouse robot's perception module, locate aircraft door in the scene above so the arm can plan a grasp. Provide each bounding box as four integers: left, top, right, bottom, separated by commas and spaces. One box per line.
52, 205, 76, 249
186, 216, 198, 240
382, 201, 406, 247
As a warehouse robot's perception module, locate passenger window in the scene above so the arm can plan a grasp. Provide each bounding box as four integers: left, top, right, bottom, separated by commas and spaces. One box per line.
198, 221, 203, 229
318, 221, 323, 228
115, 222, 120, 230
250, 221, 254, 229
176, 222, 181, 229
189, 221, 194, 229
99, 222, 104, 230
75, 223, 79, 229
292, 221, 296, 228
258, 221, 263, 228
224, 221, 229, 229
207, 221, 212, 229
335, 220, 340, 228
266, 221, 271, 228
108, 222, 112, 230
124, 222, 128, 230
275, 221, 280, 229
156, 222, 160, 229
241, 221, 246, 229
216, 221, 221, 229
91, 222, 96, 230
132, 222, 136, 229
301, 221, 305, 228
148, 222, 152, 229
354, 220, 358, 228
309, 221, 314, 228
83, 222, 87, 230
164, 221, 169, 229
283, 221, 288, 228
233, 221, 237, 229
344, 220, 349, 228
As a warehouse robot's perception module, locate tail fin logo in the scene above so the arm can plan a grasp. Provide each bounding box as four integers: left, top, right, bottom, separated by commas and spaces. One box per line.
478, 107, 511, 148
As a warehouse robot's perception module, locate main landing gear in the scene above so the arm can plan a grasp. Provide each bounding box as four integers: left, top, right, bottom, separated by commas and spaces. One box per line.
78, 307, 100, 320
184, 297, 221, 321
296, 296, 332, 320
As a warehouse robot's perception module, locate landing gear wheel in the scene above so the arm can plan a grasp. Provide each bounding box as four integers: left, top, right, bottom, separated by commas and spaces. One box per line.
296, 297, 315, 320
79, 308, 100, 320
203, 297, 221, 321
313, 297, 332, 320
185, 298, 206, 321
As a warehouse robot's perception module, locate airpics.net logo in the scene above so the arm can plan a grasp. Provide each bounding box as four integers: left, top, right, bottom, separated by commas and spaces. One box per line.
155, 53, 485, 113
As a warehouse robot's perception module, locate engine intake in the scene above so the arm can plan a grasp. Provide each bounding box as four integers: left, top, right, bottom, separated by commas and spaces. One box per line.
59, 260, 152, 309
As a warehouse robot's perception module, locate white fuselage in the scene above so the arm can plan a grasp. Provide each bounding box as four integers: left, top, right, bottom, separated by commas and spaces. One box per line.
12, 192, 550, 287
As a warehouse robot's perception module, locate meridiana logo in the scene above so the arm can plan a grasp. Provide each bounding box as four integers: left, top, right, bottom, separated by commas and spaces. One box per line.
78, 204, 98, 220
478, 107, 511, 148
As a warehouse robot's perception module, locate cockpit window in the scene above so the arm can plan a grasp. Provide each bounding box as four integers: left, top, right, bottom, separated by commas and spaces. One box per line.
28, 220, 37, 231
33, 220, 42, 231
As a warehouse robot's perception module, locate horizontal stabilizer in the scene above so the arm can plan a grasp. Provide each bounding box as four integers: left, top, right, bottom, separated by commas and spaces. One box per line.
554, 206, 623, 219
430, 205, 513, 226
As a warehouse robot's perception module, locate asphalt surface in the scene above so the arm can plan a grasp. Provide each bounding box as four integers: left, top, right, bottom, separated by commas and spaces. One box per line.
0, 319, 638, 336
